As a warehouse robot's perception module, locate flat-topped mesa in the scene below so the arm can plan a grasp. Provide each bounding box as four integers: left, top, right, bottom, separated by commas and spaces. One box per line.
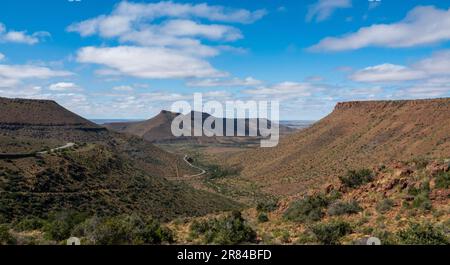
334, 98, 450, 111
0, 96, 99, 127
0, 96, 108, 142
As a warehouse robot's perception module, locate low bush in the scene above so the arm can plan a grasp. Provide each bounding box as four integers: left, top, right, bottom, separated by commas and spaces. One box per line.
206, 165, 240, 180
256, 199, 278, 213
257, 213, 269, 223
411, 194, 432, 211
15, 217, 45, 232
327, 200, 362, 216
376, 199, 395, 213
43, 211, 89, 241
189, 211, 256, 245
396, 223, 448, 245
0, 224, 16, 245
311, 220, 352, 245
283, 194, 330, 223
339, 169, 374, 189
74, 215, 173, 245
435, 171, 450, 189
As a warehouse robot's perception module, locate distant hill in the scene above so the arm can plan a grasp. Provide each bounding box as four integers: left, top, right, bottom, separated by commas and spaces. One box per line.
104, 110, 296, 145
0, 97, 240, 221
0, 97, 98, 126
226, 98, 450, 195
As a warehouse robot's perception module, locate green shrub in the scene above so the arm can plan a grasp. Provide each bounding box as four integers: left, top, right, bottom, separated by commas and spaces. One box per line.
411, 193, 432, 211
15, 217, 45, 232
0, 224, 16, 245
406, 181, 432, 211
339, 169, 374, 189
206, 165, 240, 180
376, 199, 395, 213
43, 211, 89, 241
435, 171, 450, 189
411, 157, 428, 169
74, 215, 173, 245
296, 231, 317, 245
311, 220, 352, 245
256, 199, 278, 213
283, 194, 330, 223
327, 200, 362, 216
140, 218, 174, 244
257, 213, 269, 223
189, 211, 256, 245
396, 223, 448, 245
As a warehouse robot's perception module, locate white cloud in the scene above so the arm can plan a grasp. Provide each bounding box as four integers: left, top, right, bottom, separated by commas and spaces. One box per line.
0, 77, 19, 88
49, 82, 81, 91
310, 6, 450, 51
77, 46, 226, 79
306, 0, 352, 22
414, 50, 450, 75
0, 22, 50, 45
159, 19, 242, 41
350, 63, 427, 82
112, 85, 134, 92
0, 64, 72, 80
396, 78, 450, 98
242, 81, 324, 100
0, 85, 42, 97
0, 53, 4, 61
350, 50, 450, 83
186, 77, 262, 87
68, 1, 266, 37
0, 64, 72, 89
69, 1, 264, 79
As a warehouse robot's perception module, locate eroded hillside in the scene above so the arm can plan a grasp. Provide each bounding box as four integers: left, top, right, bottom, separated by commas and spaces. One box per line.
227, 98, 450, 195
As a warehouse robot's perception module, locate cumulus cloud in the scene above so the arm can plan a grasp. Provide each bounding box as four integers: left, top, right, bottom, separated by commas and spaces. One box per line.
186, 77, 262, 87
0, 77, 19, 88
77, 46, 225, 79
0, 85, 42, 97
310, 6, 450, 51
49, 82, 81, 91
242, 81, 325, 100
0, 64, 72, 80
414, 50, 450, 75
350, 63, 427, 82
350, 50, 450, 83
0, 22, 50, 45
0, 64, 72, 89
306, 0, 352, 22
395, 77, 450, 98
67, 1, 266, 36
69, 1, 264, 79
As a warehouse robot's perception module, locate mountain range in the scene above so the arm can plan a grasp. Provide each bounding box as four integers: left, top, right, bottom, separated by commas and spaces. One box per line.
104, 110, 296, 145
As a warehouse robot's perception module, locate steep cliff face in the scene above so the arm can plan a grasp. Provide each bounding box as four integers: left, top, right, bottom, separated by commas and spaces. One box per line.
227, 98, 450, 195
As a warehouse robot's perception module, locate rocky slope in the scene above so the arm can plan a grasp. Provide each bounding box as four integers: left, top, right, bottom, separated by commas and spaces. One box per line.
0, 97, 240, 221
226, 98, 450, 195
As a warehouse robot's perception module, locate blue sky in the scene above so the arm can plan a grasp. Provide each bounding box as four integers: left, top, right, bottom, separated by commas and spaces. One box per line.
1, 0, 450, 120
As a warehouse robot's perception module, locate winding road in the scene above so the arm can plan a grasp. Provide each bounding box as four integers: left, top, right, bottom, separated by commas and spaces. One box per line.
37, 143, 75, 155
183, 155, 207, 177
